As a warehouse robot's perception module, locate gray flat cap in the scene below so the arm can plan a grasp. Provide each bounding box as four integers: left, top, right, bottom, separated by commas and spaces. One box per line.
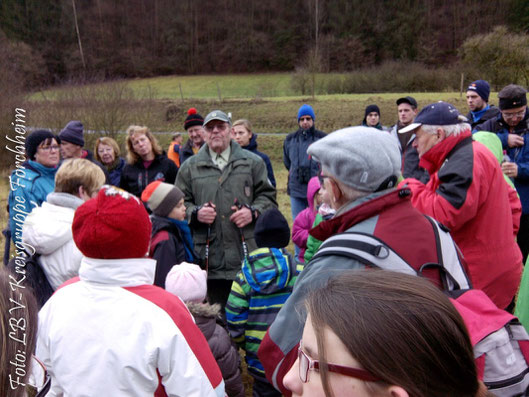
307, 126, 401, 192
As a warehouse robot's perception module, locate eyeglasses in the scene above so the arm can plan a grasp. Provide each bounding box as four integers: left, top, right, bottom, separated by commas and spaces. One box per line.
39, 145, 60, 152
297, 345, 380, 383
204, 122, 229, 133
502, 110, 526, 120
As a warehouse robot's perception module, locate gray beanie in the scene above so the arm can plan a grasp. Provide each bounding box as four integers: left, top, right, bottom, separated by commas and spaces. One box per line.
307, 126, 401, 192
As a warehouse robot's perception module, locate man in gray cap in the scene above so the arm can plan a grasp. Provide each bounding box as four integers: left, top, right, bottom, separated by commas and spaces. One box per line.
176, 110, 277, 307
400, 101, 522, 310
258, 126, 463, 395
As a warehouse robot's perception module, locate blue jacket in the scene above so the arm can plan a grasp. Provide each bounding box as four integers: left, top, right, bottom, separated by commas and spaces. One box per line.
242, 134, 276, 187
283, 126, 326, 199
476, 109, 529, 213
8, 160, 57, 247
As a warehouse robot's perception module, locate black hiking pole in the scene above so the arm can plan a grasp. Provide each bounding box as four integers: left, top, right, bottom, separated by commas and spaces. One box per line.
203, 201, 214, 273
233, 199, 249, 260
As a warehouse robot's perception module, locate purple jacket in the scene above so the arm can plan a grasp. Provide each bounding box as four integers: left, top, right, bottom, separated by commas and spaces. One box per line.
292, 176, 320, 262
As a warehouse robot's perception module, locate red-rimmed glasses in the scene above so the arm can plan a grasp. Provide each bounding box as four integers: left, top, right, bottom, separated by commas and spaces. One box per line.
297, 345, 380, 383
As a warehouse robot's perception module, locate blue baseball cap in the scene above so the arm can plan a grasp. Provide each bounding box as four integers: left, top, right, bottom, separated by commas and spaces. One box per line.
399, 101, 466, 134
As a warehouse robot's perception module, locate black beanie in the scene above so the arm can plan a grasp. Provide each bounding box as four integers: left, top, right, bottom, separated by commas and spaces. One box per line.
184, 108, 204, 130
25, 129, 56, 160
254, 208, 290, 249
364, 104, 380, 118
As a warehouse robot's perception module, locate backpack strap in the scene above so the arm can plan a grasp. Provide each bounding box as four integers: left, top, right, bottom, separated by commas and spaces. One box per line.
311, 232, 418, 276
311, 217, 471, 292
421, 216, 472, 291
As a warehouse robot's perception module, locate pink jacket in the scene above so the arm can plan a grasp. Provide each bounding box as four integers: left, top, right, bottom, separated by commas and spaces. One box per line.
292, 177, 320, 262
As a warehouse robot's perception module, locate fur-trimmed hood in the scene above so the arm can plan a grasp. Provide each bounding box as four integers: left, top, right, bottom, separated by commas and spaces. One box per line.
187, 302, 222, 340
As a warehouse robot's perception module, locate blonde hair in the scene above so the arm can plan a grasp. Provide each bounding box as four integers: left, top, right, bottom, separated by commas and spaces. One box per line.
125, 125, 163, 164
232, 119, 253, 134
94, 137, 121, 163
55, 158, 106, 196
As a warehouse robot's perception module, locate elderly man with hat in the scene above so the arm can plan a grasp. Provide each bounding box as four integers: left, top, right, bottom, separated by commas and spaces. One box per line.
176, 110, 277, 308
476, 84, 529, 263
465, 79, 500, 130
179, 108, 206, 165
401, 101, 522, 310
259, 127, 466, 395
59, 120, 109, 180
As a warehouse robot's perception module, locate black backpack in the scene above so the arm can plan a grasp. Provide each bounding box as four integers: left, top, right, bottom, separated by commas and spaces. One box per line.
7, 253, 54, 308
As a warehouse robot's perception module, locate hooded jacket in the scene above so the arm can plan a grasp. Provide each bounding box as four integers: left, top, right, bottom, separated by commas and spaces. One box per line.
226, 247, 299, 380
36, 256, 225, 397
402, 129, 522, 309
176, 141, 277, 280
242, 134, 276, 187
283, 125, 326, 199
292, 176, 320, 262
8, 160, 57, 247
22, 192, 84, 290
187, 302, 245, 397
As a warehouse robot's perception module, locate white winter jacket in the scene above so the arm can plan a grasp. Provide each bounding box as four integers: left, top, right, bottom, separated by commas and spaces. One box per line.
36, 256, 225, 397
22, 192, 84, 290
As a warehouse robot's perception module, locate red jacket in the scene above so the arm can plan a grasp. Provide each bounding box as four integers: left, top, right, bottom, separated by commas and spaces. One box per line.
401, 130, 522, 309
258, 188, 449, 395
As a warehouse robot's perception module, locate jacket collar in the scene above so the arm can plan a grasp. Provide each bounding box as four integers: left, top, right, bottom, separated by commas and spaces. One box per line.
195, 140, 248, 165
310, 188, 411, 241
79, 257, 156, 286
46, 192, 84, 210
419, 129, 472, 174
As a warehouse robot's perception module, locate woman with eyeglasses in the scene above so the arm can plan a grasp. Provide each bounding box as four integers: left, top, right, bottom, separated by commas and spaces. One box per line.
283, 270, 489, 397
94, 136, 125, 186
119, 125, 178, 199
8, 130, 60, 249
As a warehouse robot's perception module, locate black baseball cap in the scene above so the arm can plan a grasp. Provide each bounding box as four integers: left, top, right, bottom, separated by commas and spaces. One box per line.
396, 96, 418, 108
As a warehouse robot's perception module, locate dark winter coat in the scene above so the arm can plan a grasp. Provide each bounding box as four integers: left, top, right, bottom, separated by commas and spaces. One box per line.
105, 157, 126, 187
476, 109, 529, 214
242, 134, 276, 187
283, 125, 326, 199
466, 105, 500, 130
187, 302, 245, 397
179, 140, 203, 165
389, 123, 430, 183
176, 141, 277, 280
148, 215, 186, 288
119, 153, 178, 198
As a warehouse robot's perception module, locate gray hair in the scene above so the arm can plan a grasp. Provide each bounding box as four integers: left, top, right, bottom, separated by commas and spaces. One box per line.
421, 122, 471, 137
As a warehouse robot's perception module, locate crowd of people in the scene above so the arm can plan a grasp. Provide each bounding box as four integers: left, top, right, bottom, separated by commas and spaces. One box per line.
3, 79, 529, 396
